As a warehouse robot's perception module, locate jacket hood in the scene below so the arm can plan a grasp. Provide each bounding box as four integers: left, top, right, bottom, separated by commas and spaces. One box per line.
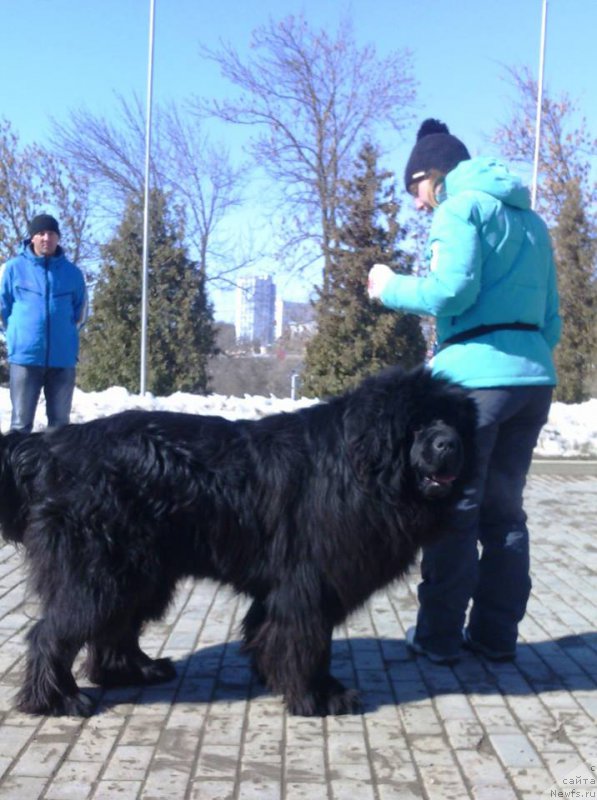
444, 157, 531, 209
21, 240, 66, 262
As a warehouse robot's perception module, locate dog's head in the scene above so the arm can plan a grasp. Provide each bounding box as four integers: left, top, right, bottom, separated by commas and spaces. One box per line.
344, 366, 477, 503
409, 419, 465, 499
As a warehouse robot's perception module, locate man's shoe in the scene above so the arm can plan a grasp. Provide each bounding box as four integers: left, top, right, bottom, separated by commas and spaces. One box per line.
462, 629, 516, 662
404, 626, 461, 665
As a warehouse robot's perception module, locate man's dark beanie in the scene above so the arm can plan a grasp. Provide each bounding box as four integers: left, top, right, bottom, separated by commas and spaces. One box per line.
28, 214, 61, 238
404, 119, 471, 191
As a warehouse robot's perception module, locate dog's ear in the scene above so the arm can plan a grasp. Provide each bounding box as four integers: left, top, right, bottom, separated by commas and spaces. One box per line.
343, 381, 407, 488
425, 379, 478, 445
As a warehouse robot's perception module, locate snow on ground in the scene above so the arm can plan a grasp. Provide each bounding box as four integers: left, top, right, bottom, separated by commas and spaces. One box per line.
534, 397, 597, 458
0, 386, 595, 459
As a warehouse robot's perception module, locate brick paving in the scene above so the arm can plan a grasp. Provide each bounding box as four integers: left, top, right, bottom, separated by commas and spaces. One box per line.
0, 468, 595, 800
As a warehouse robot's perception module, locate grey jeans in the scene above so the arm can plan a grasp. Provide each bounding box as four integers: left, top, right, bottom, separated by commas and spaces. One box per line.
9, 363, 76, 433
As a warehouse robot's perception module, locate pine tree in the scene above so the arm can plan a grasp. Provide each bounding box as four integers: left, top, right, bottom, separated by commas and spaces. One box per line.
301, 143, 426, 397
0, 337, 8, 385
79, 190, 217, 394
492, 68, 597, 400
552, 180, 596, 403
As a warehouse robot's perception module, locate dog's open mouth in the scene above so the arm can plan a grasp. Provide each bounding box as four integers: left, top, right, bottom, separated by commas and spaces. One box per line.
420, 472, 458, 497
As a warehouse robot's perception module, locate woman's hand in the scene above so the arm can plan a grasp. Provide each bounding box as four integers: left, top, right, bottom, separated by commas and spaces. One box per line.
367, 264, 394, 300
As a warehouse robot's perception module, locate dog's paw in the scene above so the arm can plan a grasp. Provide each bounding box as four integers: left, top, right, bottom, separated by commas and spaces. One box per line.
61, 691, 96, 717
16, 690, 96, 718
325, 687, 362, 715
139, 657, 177, 685
285, 677, 362, 717
88, 656, 176, 687
285, 691, 321, 717
320, 675, 362, 716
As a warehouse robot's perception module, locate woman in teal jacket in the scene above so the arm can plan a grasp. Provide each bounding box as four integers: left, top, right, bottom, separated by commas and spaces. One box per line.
368, 119, 560, 663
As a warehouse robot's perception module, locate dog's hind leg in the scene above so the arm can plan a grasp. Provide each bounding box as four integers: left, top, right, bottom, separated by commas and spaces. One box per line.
16, 618, 94, 717
84, 621, 177, 688
240, 598, 268, 683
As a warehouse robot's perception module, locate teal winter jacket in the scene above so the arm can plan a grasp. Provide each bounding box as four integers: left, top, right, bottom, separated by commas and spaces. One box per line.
0, 241, 88, 368
379, 157, 560, 388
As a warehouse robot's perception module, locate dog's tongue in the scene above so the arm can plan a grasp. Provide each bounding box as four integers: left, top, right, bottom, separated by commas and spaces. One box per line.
431, 474, 456, 485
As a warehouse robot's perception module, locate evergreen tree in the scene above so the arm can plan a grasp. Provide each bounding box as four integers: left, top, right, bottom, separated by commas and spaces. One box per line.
552, 180, 596, 403
492, 68, 597, 400
79, 190, 217, 394
301, 143, 426, 397
0, 337, 8, 385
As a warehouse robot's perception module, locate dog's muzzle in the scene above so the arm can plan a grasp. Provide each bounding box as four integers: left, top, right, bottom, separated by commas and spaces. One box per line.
410, 421, 465, 499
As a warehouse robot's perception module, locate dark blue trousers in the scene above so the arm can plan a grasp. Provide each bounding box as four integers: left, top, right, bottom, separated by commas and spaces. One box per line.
415, 384, 554, 658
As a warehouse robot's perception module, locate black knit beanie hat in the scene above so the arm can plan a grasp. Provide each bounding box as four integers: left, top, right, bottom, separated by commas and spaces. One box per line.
28, 214, 61, 238
404, 119, 471, 191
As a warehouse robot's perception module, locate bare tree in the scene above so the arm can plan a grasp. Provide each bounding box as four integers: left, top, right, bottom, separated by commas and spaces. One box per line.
0, 119, 38, 257
39, 156, 94, 267
162, 106, 253, 283
491, 65, 596, 223
51, 96, 252, 284
197, 14, 417, 290
0, 119, 92, 267
51, 95, 149, 209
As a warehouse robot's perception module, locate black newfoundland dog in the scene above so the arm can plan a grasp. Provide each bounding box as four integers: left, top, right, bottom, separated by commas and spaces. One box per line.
0, 366, 476, 717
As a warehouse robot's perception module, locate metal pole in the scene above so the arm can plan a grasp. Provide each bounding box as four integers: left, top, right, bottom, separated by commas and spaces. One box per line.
531, 0, 548, 210
291, 373, 300, 401
140, 0, 156, 395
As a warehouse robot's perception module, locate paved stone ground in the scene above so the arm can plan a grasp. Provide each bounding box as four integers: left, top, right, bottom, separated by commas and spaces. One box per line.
0, 470, 595, 800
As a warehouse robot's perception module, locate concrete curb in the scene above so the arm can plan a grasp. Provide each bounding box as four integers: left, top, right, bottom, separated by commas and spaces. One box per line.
530, 458, 597, 475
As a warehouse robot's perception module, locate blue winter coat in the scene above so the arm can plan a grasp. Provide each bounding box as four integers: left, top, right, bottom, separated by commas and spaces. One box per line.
379, 157, 560, 388
0, 241, 88, 368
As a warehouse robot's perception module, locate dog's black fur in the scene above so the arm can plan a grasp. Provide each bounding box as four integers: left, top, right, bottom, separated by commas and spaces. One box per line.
0, 366, 476, 717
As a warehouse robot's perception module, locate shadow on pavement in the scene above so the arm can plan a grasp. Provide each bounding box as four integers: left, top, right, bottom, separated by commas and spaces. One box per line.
96, 630, 596, 715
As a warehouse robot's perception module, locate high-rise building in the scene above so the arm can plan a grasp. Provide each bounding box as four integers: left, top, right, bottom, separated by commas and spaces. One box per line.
235, 275, 276, 344
274, 297, 315, 339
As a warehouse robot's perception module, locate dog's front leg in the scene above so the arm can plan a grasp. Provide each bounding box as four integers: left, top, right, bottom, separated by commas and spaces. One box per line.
16, 618, 94, 717
250, 585, 362, 717
281, 630, 362, 717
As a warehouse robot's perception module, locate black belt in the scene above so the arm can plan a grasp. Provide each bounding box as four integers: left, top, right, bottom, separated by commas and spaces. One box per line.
439, 322, 540, 350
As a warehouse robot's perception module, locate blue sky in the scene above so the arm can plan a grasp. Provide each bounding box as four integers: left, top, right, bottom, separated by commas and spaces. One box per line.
2, 0, 596, 321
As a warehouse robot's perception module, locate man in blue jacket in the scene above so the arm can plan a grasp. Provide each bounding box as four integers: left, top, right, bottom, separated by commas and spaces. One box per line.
368, 119, 560, 664
0, 214, 88, 432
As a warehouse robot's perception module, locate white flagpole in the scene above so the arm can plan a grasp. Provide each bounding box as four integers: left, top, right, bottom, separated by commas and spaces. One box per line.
140, 0, 156, 395
531, 0, 548, 210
